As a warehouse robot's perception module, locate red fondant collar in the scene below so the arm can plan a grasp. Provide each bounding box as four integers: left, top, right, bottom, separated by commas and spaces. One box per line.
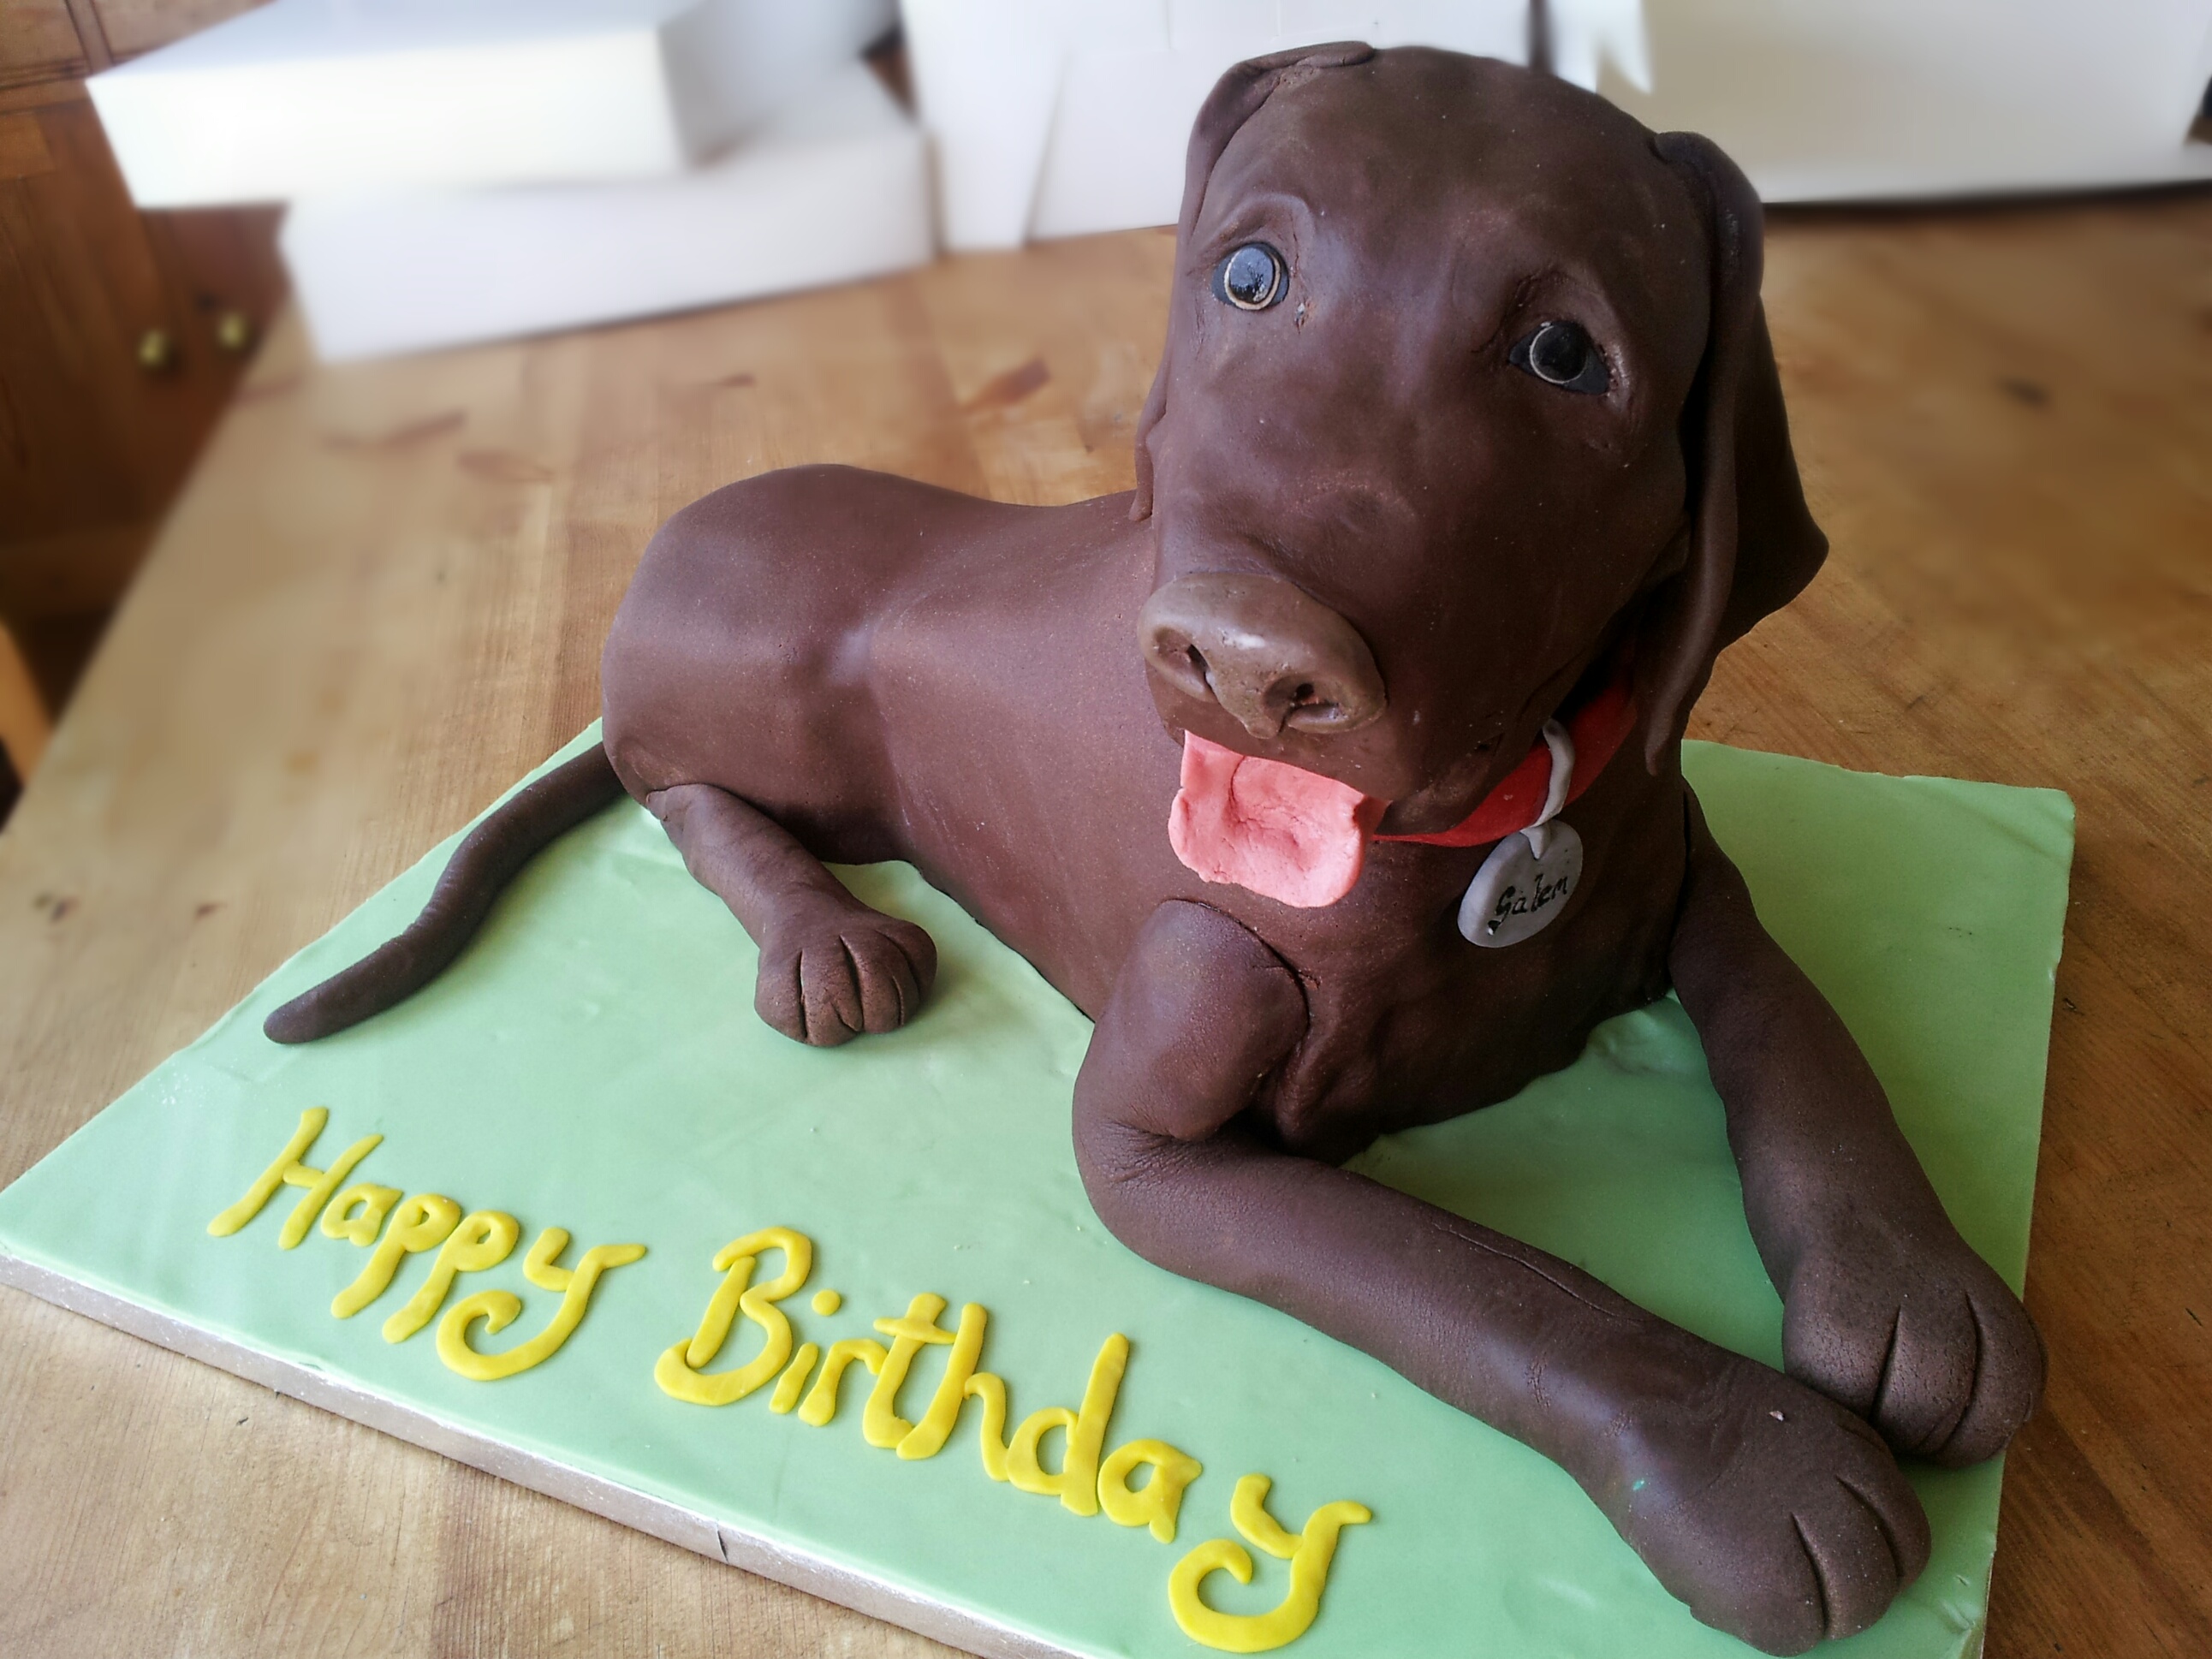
1376, 657, 1638, 848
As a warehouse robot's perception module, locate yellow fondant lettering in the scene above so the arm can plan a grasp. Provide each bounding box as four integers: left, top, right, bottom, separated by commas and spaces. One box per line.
1006, 1333, 1127, 1517
1231, 1472, 1303, 1560
436, 1234, 647, 1381
1008, 1406, 1079, 1492
966, 1371, 1013, 1481
864, 1293, 955, 1450
1099, 1438, 1204, 1543
320, 1182, 402, 1247
381, 1210, 519, 1342
690, 1228, 812, 1368
770, 1342, 821, 1414
281, 1134, 382, 1248
812, 1288, 841, 1316
799, 1337, 888, 1426
208, 1109, 326, 1235
523, 1225, 577, 1291
653, 1228, 812, 1406
897, 1302, 988, 1461
331, 1193, 461, 1317
208, 1109, 384, 1249
1171, 1542, 1261, 1648
207, 1110, 381, 1249
1168, 1478, 1372, 1653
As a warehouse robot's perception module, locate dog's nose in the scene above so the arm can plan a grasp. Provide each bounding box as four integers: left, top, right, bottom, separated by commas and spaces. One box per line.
1138, 573, 1385, 740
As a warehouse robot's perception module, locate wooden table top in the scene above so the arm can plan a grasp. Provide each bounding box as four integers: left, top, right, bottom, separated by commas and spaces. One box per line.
2, 193, 2208, 1658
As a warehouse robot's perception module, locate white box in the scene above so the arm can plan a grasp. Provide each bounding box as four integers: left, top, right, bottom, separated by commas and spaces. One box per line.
90, 0, 895, 207
280, 61, 932, 361
905, 0, 2212, 244
901, 0, 1650, 248
1600, 0, 2212, 203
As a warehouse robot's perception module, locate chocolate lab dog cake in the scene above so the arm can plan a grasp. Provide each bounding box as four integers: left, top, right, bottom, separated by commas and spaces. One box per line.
269, 45, 2044, 1655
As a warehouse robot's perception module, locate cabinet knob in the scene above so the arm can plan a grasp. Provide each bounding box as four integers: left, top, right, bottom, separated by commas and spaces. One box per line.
216, 311, 253, 354
137, 328, 175, 372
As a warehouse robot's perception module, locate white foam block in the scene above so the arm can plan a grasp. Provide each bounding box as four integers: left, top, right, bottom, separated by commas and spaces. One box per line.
1030, 3, 1543, 241
89, 0, 895, 208
911, 0, 2210, 244
280, 62, 931, 362
1574, 0, 2212, 203
905, 0, 1573, 248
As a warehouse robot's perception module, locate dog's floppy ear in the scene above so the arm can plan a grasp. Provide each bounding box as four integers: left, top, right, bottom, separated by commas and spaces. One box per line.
1636, 132, 1828, 771
1130, 41, 1376, 521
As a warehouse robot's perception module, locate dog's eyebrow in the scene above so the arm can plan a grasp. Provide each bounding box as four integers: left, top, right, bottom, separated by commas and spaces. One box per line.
1484, 266, 1607, 331
1478, 271, 1555, 348
1187, 192, 1316, 266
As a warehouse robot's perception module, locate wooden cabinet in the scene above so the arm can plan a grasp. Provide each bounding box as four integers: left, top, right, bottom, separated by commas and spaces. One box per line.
0, 0, 280, 785
0, 1, 90, 86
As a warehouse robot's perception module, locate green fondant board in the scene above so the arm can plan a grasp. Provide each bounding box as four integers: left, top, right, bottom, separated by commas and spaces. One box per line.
0, 732, 2072, 1659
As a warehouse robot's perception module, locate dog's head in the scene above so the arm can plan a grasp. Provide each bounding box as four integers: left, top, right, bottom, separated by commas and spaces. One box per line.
1132, 45, 1825, 840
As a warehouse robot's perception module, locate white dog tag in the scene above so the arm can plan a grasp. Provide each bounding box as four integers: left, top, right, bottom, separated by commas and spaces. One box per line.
1457, 717, 1582, 948
1458, 822, 1583, 946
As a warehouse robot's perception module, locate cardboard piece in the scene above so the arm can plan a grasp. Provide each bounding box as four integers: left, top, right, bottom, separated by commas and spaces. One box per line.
0, 734, 2072, 1658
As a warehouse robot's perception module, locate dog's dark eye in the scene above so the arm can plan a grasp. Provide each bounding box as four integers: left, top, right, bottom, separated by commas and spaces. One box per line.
1509, 321, 1610, 394
1214, 243, 1286, 311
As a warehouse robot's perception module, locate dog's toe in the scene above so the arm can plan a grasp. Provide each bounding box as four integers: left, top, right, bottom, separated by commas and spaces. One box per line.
1782, 1224, 2043, 1466
841, 924, 925, 1033
753, 907, 937, 1046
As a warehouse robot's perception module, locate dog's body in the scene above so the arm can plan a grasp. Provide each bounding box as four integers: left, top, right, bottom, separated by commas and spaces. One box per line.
274, 48, 2044, 1654
601, 468, 1679, 1157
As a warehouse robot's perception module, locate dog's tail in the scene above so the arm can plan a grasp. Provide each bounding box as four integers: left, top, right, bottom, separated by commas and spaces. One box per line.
264, 743, 626, 1044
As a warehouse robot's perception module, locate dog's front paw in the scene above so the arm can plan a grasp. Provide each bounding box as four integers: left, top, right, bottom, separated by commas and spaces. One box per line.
754, 899, 937, 1046
1608, 1358, 1930, 1655
1781, 1212, 2043, 1467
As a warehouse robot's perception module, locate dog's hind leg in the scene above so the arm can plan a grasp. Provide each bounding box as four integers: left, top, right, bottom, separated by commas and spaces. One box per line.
1074, 899, 1928, 1656
645, 782, 936, 1047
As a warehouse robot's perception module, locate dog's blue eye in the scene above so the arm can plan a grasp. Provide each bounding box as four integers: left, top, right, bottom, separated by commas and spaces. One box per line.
1214, 243, 1285, 311
1510, 321, 1609, 394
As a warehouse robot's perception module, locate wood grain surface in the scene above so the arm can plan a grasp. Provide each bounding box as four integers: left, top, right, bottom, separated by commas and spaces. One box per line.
1, 193, 2207, 1658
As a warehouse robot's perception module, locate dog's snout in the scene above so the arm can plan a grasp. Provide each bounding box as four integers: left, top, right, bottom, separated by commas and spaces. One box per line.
1138, 574, 1385, 740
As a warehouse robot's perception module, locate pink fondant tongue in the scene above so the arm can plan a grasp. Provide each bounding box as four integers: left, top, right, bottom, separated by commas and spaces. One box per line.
1168, 732, 1387, 908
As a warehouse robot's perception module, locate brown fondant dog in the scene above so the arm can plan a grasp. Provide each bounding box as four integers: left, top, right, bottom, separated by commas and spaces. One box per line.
271, 46, 2043, 1653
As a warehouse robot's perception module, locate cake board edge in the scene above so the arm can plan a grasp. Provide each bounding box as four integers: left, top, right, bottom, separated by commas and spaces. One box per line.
0, 1250, 1082, 1659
